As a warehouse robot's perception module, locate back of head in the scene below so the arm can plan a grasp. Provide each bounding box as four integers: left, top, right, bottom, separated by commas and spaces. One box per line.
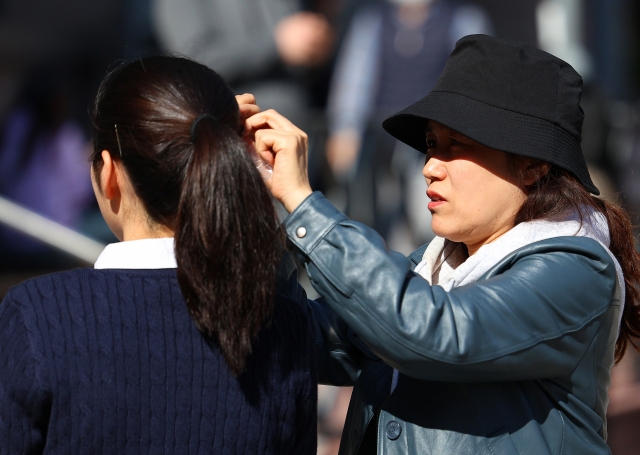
91, 56, 282, 375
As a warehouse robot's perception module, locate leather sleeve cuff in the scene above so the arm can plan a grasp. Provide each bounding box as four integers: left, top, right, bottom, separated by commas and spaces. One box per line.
283, 192, 348, 256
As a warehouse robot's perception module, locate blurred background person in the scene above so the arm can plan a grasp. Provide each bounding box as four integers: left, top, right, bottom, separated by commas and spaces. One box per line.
325, 0, 493, 253
0, 68, 94, 270
153, 0, 336, 127
152, 0, 346, 223
0, 0, 132, 276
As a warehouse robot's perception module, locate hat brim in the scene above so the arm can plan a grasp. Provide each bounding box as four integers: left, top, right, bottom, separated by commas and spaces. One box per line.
382, 91, 599, 195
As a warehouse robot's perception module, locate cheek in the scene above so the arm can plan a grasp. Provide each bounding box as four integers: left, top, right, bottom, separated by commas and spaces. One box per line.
450, 165, 487, 210
473, 176, 525, 222
445, 166, 518, 227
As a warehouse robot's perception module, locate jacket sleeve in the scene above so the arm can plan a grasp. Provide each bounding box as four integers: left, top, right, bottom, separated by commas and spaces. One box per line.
0, 294, 49, 454
276, 250, 369, 386
284, 192, 620, 383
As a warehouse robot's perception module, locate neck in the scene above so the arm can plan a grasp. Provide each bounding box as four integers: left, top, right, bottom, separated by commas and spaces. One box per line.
120, 214, 174, 242
121, 226, 173, 242
464, 225, 514, 256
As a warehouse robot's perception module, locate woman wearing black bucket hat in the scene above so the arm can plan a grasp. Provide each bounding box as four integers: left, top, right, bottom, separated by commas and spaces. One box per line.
247, 34, 640, 454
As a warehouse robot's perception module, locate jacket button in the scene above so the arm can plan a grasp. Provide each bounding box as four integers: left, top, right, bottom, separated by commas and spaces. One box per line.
296, 227, 307, 238
386, 421, 401, 440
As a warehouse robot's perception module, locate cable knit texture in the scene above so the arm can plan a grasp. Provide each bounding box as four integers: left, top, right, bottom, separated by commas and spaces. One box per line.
0, 268, 317, 454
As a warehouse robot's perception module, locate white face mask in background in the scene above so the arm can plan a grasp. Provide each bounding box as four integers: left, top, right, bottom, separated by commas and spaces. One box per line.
389, 0, 434, 7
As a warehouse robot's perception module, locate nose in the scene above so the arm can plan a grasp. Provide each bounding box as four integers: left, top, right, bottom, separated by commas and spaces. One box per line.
422, 155, 446, 184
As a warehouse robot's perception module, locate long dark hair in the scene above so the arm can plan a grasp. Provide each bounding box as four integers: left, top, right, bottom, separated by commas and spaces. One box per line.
509, 157, 640, 363
91, 56, 283, 375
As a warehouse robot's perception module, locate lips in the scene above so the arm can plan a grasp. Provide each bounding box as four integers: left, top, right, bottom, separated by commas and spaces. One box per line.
427, 189, 446, 210
427, 189, 446, 202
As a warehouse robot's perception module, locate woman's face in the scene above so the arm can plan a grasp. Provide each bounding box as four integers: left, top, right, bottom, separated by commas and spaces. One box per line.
422, 121, 527, 255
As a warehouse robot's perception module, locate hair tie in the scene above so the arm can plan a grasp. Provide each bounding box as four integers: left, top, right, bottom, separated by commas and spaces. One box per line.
190, 114, 216, 142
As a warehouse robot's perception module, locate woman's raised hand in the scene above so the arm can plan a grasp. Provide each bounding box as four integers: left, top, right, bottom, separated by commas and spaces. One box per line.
244, 109, 312, 213
236, 93, 261, 126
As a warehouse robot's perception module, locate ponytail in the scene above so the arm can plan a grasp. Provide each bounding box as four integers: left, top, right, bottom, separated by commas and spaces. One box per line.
175, 117, 282, 375
91, 56, 284, 375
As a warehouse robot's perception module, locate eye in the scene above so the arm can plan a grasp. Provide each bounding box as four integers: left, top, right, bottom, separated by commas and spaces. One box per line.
450, 138, 459, 145
426, 138, 437, 149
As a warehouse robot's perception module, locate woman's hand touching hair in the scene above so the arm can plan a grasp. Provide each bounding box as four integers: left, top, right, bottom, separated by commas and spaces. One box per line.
236, 93, 261, 125
244, 109, 313, 213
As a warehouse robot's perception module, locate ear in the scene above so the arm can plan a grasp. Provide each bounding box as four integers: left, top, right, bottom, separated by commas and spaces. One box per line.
99, 150, 122, 200
522, 159, 551, 186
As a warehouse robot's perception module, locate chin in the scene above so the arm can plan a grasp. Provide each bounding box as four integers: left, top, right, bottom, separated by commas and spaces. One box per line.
430, 218, 449, 239
431, 224, 466, 244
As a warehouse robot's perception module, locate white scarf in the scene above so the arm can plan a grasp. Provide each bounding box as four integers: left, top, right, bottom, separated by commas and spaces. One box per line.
390, 209, 625, 393
414, 209, 624, 295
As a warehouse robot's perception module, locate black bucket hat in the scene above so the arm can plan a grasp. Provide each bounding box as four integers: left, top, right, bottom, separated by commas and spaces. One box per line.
382, 34, 599, 195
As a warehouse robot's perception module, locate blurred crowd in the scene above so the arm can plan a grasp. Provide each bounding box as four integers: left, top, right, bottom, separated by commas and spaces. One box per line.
0, 0, 639, 453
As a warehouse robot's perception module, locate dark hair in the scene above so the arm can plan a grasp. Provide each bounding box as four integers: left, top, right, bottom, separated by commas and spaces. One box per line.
91, 56, 283, 375
509, 156, 640, 363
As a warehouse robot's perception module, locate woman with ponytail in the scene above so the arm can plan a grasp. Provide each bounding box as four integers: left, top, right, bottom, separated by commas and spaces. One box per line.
249, 35, 640, 454
0, 56, 316, 454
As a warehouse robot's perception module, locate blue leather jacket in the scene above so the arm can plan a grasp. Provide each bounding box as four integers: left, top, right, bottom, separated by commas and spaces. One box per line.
283, 192, 619, 455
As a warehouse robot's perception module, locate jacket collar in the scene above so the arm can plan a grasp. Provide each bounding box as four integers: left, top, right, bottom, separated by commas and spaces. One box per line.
409, 243, 428, 270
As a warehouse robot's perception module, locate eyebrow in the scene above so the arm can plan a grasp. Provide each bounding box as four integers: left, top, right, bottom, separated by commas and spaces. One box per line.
425, 125, 433, 133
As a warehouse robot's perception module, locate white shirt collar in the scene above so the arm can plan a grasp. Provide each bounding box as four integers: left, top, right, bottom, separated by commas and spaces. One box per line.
94, 237, 177, 269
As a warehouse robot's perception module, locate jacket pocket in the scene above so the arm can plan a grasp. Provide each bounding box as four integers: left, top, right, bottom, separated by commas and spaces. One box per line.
486, 428, 521, 455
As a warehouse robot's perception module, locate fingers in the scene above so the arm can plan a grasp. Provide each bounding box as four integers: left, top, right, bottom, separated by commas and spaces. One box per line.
249, 110, 307, 168
236, 93, 260, 130
239, 103, 260, 120
254, 128, 306, 162
235, 93, 256, 105
234, 100, 309, 208
244, 109, 302, 136
254, 127, 311, 212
